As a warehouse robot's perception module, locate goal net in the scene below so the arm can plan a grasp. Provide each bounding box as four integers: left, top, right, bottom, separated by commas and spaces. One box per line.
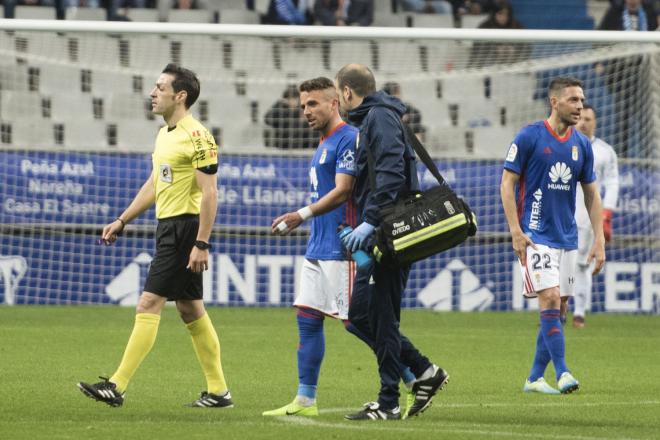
0, 22, 658, 313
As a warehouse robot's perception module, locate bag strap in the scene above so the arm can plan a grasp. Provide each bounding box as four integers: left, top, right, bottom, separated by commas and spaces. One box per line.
363, 115, 446, 192
402, 124, 446, 187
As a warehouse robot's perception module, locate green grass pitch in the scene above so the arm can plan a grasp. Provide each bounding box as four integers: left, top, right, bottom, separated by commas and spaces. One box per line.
1, 306, 658, 440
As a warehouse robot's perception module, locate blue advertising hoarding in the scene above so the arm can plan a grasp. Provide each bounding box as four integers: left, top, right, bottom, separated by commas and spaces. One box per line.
1, 152, 658, 312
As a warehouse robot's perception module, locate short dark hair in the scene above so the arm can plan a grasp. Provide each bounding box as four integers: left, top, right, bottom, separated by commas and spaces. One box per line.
336, 64, 376, 97
299, 77, 335, 93
582, 103, 596, 117
548, 76, 583, 97
162, 63, 200, 109
382, 82, 400, 95
282, 84, 299, 99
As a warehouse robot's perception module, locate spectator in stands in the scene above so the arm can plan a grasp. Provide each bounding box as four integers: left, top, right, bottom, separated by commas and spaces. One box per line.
314, 0, 373, 26
598, 0, 657, 157
449, 0, 506, 16
108, 0, 150, 21
381, 81, 426, 143
172, 0, 198, 8
397, 0, 452, 15
3, 0, 58, 19
264, 84, 317, 149
468, 1, 529, 67
263, 0, 313, 24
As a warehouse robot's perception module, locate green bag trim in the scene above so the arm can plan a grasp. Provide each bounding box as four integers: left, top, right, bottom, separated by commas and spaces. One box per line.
392, 213, 467, 251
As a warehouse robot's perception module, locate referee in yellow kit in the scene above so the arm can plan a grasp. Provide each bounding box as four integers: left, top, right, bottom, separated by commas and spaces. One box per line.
78, 64, 232, 409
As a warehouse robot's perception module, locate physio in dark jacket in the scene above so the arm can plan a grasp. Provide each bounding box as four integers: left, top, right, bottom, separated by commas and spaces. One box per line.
336, 64, 449, 421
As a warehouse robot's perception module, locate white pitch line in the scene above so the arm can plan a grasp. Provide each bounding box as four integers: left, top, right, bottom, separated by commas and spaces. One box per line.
279, 416, 648, 440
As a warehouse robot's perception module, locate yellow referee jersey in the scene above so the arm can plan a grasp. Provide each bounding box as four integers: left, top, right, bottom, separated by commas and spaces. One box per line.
152, 114, 218, 219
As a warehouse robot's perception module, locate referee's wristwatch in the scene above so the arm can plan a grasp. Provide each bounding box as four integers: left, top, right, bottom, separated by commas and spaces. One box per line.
194, 240, 211, 250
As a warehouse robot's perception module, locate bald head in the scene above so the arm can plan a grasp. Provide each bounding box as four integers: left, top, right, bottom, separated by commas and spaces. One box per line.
336, 64, 376, 98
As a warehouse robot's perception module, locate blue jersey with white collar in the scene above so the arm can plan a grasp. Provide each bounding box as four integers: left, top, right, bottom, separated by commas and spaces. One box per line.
306, 123, 358, 260
503, 120, 596, 250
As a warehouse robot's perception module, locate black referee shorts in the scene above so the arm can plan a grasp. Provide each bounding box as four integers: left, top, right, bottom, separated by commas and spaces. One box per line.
144, 214, 203, 301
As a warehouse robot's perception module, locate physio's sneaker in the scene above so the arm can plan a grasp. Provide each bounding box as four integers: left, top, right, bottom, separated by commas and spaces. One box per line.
558, 372, 580, 394
523, 377, 560, 395
345, 402, 401, 420
262, 400, 319, 416
572, 316, 585, 329
77, 376, 125, 407
401, 387, 415, 420
407, 365, 449, 418
187, 391, 234, 408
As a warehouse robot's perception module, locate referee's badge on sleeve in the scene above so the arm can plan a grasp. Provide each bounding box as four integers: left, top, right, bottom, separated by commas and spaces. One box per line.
506, 143, 517, 162
160, 164, 172, 183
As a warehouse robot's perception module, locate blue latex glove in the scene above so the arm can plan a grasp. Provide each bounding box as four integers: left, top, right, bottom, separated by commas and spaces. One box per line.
343, 222, 375, 253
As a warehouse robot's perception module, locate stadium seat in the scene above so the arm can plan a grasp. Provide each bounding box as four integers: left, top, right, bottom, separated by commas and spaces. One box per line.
397, 77, 438, 109
490, 73, 537, 104
14, 5, 56, 20
219, 9, 260, 24
330, 40, 375, 72
63, 120, 109, 150
125, 8, 160, 22
12, 32, 69, 64
207, 95, 253, 147
409, 13, 454, 28
424, 40, 471, 72
206, 0, 247, 9
48, 94, 95, 123
125, 36, 173, 71
428, 126, 468, 157
113, 119, 160, 152
458, 99, 502, 128
245, 81, 282, 121
64, 7, 107, 21
3, 120, 54, 149
229, 37, 276, 72
460, 14, 487, 28
69, 36, 121, 69
106, 94, 151, 121
277, 42, 329, 76
378, 41, 422, 73
438, 74, 485, 102
373, 0, 394, 14
470, 126, 516, 158
167, 9, 214, 23
177, 35, 232, 78
90, 69, 141, 96
372, 12, 407, 27
37, 64, 83, 95
0, 64, 30, 91
0, 91, 44, 122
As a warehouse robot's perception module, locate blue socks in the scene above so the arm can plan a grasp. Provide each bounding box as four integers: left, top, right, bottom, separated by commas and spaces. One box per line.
528, 328, 551, 382
296, 308, 325, 400
539, 309, 568, 380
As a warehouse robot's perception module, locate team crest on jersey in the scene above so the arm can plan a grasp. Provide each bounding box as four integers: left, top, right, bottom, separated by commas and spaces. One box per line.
159, 164, 172, 183
572, 146, 578, 161
319, 148, 327, 164
506, 143, 517, 162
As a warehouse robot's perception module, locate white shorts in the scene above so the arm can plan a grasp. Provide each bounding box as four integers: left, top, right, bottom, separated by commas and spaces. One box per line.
577, 225, 594, 266
295, 259, 355, 320
519, 244, 577, 299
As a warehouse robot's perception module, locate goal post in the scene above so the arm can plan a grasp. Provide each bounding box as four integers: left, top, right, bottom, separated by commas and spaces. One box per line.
0, 20, 658, 313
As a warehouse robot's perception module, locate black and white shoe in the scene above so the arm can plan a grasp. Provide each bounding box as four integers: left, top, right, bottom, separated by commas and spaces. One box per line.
187, 391, 234, 408
77, 377, 125, 407
344, 402, 401, 420
406, 365, 449, 418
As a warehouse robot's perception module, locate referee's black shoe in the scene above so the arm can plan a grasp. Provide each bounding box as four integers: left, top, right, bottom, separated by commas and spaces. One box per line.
77, 377, 125, 407
405, 365, 449, 418
187, 391, 234, 408
345, 402, 401, 420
